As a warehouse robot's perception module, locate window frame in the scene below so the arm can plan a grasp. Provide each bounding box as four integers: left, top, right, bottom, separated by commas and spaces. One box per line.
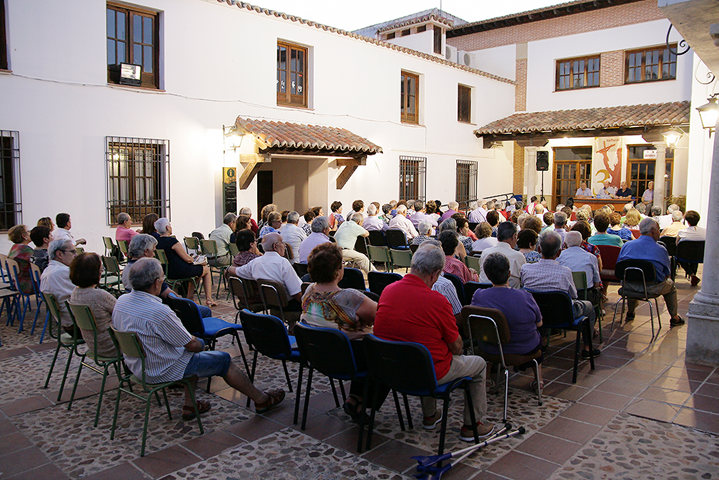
0, 130, 22, 231
457, 84, 472, 123
0, 0, 7, 70
433, 26, 442, 55
400, 71, 420, 124
625, 44, 677, 84
556, 55, 600, 91
106, 3, 160, 89
627, 145, 674, 199
277, 41, 308, 108
105, 136, 170, 226
551, 147, 593, 208
456, 160, 478, 211
399, 155, 426, 202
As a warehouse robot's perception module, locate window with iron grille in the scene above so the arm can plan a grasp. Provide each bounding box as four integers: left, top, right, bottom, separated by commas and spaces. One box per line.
277, 41, 308, 107
458, 84, 472, 123
107, 3, 160, 89
0, 131, 22, 230
556, 55, 600, 90
399, 156, 426, 202
626, 44, 677, 83
456, 160, 477, 210
0, 1, 8, 70
106, 137, 169, 225
401, 71, 419, 124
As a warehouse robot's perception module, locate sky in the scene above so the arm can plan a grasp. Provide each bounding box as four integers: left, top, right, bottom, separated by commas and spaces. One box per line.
248, 0, 569, 32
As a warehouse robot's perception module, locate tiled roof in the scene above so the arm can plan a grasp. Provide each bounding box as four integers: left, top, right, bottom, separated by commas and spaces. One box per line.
376, 13, 457, 34
474, 101, 691, 136
355, 8, 467, 37
213, 1, 514, 85
235, 118, 383, 156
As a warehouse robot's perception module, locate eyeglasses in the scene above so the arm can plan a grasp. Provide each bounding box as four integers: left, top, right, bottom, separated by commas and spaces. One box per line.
61, 249, 77, 255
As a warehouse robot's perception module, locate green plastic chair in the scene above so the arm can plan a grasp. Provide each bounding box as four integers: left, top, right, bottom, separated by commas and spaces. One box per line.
116, 239, 129, 259
102, 237, 116, 257
200, 239, 228, 298
184, 236, 200, 253
464, 254, 481, 272
229, 242, 240, 257
572, 271, 603, 343
66, 303, 124, 426
389, 248, 412, 273
154, 249, 202, 304
101, 255, 124, 297
43, 293, 86, 401
367, 245, 392, 272
109, 327, 204, 457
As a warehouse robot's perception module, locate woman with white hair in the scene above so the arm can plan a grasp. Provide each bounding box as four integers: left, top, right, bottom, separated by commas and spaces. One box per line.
155, 218, 216, 306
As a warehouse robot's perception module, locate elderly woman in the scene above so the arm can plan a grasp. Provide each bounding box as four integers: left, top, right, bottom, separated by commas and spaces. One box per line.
37, 217, 55, 231
517, 229, 541, 264
258, 211, 281, 238
233, 229, 262, 267
230, 214, 253, 243
7, 224, 35, 294
155, 218, 216, 306
69, 253, 118, 357
115, 212, 139, 242
471, 253, 543, 388
453, 215, 475, 252
439, 230, 478, 282
301, 242, 386, 421
471, 222, 498, 253
607, 212, 633, 241
258, 203, 278, 230
140, 213, 160, 239
412, 220, 434, 245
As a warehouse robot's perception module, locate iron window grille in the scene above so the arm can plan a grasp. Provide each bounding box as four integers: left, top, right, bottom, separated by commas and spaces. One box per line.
399, 155, 426, 202
0, 131, 22, 230
456, 160, 478, 211
105, 137, 169, 226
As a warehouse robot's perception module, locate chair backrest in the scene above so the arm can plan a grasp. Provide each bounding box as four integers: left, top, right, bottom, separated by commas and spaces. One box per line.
461, 305, 510, 346
596, 244, 621, 271
116, 240, 128, 255
109, 327, 153, 389
102, 255, 121, 275
362, 335, 437, 395
102, 237, 115, 253
154, 249, 169, 274
0, 252, 7, 282
229, 243, 240, 257
631, 229, 641, 239
571, 271, 588, 299
67, 303, 99, 354
463, 282, 492, 304
389, 249, 413, 268
527, 290, 577, 327
615, 259, 657, 284
338, 267, 366, 291
442, 272, 466, 305
409, 244, 419, 254
367, 271, 402, 296
163, 295, 205, 336
367, 230, 386, 246
676, 240, 705, 263
464, 255, 481, 272
192, 231, 205, 240
658, 236, 678, 257
292, 262, 309, 278
5, 258, 20, 291
200, 239, 219, 258
367, 245, 391, 265
184, 236, 200, 251
386, 229, 409, 249
239, 309, 293, 358
468, 222, 478, 233
44, 292, 64, 340
354, 236, 368, 256
258, 278, 289, 308
229, 276, 248, 309
30, 263, 43, 298
294, 323, 358, 377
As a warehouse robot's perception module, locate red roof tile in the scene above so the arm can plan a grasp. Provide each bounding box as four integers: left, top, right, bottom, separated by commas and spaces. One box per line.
474, 101, 690, 136
235, 118, 383, 156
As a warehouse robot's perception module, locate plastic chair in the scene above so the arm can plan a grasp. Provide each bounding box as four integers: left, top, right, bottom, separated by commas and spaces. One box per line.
102, 236, 116, 257
443, 272, 466, 305
367, 271, 402, 296
29, 263, 47, 339
338, 267, 366, 291
386, 229, 410, 249
389, 248, 412, 273
229, 242, 240, 257
292, 262, 309, 278
367, 245, 392, 272
100, 255, 124, 297
6, 258, 32, 332
612, 260, 663, 339
200, 239, 228, 298
675, 240, 705, 280
463, 282, 492, 304
571, 271, 603, 344
354, 236, 369, 257
461, 305, 542, 422
362, 335, 479, 455
257, 278, 301, 327
0, 255, 20, 328
527, 290, 593, 383
43, 293, 86, 401
293, 323, 365, 432
367, 230, 386, 246
116, 239, 129, 260
464, 255, 481, 272
154, 249, 201, 303
66, 303, 123, 426
228, 276, 265, 321
109, 327, 204, 457
596, 244, 621, 285
184, 236, 200, 253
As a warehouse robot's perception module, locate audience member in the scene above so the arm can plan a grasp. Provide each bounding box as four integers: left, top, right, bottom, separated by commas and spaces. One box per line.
7, 224, 34, 294
30, 225, 52, 272
258, 203, 277, 229
329, 201, 344, 230
40, 239, 78, 334
657, 204, 679, 230
301, 210, 315, 236
527, 196, 539, 215
140, 213, 160, 239
468, 200, 488, 223
115, 212, 139, 242
346, 199, 365, 221
298, 216, 331, 264
478, 222, 525, 288
374, 244, 495, 441
209, 213, 237, 266
661, 210, 685, 237
232, 229, 261, 268
486, 210, 500, 236
472, 222, 498, 252
676, 210, 704, 286
53, 213, 86, 246
410, 201, 438, 228
607, 212, 633, 241
558, 231, 602, 305
440, 201, 459, 222
239, 206, 259, 235
541, 211, 554, 231
334, 213, 373, 273
231, 215, 253, 243
453, 216, 474, 253
37, 217, 55, 231
588, 212, 623, 247
258, 211, 281, 238
522, 215, 543, 235
517, 229, 540, 264
278, 211, 306, 264
388, 204, 419, 240
363, 203, 387, 231
617, 218, 684, 326
439, 230, 478, 283
624, 209, 642, 233
412, 221, 434, 245
69, 252, 118, 357
571, 221, 602, 271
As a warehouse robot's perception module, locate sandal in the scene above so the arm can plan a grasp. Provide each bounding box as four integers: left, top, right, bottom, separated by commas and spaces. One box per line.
255, 389, 286, 414
182, 400, 211, 421
343, 395, 362, 423
530, 380, 545, 390
205, 299, 219, 307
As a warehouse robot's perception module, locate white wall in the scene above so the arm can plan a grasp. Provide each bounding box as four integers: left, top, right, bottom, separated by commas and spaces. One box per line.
0, 0, 515, 254
469, 44, 517, 81
385, 30, 435, 55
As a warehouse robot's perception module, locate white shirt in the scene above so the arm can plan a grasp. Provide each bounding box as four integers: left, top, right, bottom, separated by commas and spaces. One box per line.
677, 226, 706, 242
40, 259, 75, 327
363, 215, 386, 232
209, 223, 233, 257
471, 237, 498, 253
334, 220, 368, 250
53, 228, 75, 246
657, 214, 673, 230
234, 251, 302, 300
468, 207, 487, 224
278, 223, 307, 264
575, 187, 592, 196
388, 215, 419, 240
478, 242, 526, 289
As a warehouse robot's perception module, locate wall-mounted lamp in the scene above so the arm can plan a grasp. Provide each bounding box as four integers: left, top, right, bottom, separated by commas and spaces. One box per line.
662, 127, 684, 148
696, 96, 718, 136
223, 125, 243, 152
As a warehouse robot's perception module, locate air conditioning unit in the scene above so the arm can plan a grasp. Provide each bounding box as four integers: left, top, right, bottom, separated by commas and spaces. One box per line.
457, 51, 474, 67
445, 45, 457, 62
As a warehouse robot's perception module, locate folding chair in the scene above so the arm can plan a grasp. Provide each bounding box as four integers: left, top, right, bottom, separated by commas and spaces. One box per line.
154, 249, 201, 303
443, 272, 466, 305
100, 255, 125, 297
386, 229, 410, 250
257, 278, 301, 327
463, 281, 492, 305
200, 239, 229, 298
571, 271, 603, 343
367, 245, 392, 272
43, 293, 86, 401
367, 271, 402, 296
337, 267, 366, 291
611, 260, 663, 339
389, 248, 412, 273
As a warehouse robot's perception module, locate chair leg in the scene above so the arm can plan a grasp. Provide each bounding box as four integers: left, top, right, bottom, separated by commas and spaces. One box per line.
281, 360, 293, 393
234, 332, 250, 375
110, 386, 123, 440
357, 378, 370, 453
532, 360, 542, 406
94, 366, 110, 427
39, 311, 50, 344
465, 383, 479, 444
301, 368, 313, 430
57, 347, 75, 401
365, 382, 381, 451
68, 357, 86, 410
293, 363, 303, 425
403, 393, 413, 430
162, 388, 172, 419
655, 298, 662, 331
585, 321, 595, 370
140, 394, 153, 457
572, 330, 581, 384
247, 351, 258, 408
502, 368, 509, 423
437, 396, 452, 456
44, 343, 62, 389
338, 380, 347, 403
329, 378, 340, 407
392, 390, 405, 431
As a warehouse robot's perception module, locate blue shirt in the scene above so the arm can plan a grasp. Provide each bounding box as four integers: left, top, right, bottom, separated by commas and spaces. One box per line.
617, 235, 670, 282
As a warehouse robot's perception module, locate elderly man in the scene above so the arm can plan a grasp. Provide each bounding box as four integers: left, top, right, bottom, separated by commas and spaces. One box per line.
298, 216, 331, 264
421, 240, 463, 321
374, 244, 494, 441
208, 213, 237, 266
468, 200, 488, 224
113, 258, 285, 418
618, 218, 685, 325
596, 181, 617, 199
388, 204, 419, 240
549, 211, 568, 243
278, 211, 307, 264
334, 212, 374, 273
477, 222, 525, 288
616, 181, 633, 199
657, 204, 679, 230
229, 232, 303, 309
440, 201, 459, 222
53, 212, 86, 246
40, 239, 77, 334
363, 204, 386, 232
410, 201, 438, 228
575, 181, 592, 198
661, 210, 685, 237
115, 212, 139, 242
677, 210, 705, 286
521, 231, 600, 358
558, 231, 602, 305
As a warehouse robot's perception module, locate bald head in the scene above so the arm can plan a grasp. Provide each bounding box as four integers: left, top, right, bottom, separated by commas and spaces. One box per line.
261, 232, 283, 252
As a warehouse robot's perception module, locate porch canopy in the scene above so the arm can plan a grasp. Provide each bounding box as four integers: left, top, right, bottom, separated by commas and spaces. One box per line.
232, 117, 383, 189
474, 101, 691, 148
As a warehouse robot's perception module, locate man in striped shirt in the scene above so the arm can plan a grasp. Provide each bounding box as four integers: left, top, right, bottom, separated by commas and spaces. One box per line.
113, 258, 285, 419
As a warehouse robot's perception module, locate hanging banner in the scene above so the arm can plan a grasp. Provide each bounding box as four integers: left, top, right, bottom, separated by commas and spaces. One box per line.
592, 137, 623, 195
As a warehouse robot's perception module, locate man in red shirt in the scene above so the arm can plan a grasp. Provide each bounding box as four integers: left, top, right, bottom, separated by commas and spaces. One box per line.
374, 244, 495, 441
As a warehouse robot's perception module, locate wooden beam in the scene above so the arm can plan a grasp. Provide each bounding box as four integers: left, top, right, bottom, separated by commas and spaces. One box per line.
239, 153, 269, 164
238, 161, 263, 190
336, 164, 359, 190
337, 155, 367, 167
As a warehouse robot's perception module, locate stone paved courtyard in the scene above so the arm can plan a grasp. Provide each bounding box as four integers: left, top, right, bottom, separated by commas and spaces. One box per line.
1, 267, 718, 480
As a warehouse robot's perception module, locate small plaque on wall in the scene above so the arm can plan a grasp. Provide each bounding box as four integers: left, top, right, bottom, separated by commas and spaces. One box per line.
223, 167, 237, 214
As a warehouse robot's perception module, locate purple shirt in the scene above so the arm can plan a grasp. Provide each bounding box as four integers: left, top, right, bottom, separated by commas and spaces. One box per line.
440, 209, 457, 222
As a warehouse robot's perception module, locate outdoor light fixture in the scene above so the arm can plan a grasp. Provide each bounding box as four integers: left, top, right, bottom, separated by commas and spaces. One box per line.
662, 127, 684, 148
223, 125, 243, 151
696, 96, 719, 135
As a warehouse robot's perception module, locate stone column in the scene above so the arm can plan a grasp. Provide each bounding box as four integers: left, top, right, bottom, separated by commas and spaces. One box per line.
686, 121, 719, 364
653, 141, 666, 211
524, 146, 538, 202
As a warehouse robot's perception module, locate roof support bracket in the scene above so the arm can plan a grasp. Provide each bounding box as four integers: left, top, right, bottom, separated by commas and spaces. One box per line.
336, 156, 366, 189
238, 154, 269, 189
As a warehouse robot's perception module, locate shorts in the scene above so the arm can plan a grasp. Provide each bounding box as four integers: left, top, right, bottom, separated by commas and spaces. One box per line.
183, 350, 231, 378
